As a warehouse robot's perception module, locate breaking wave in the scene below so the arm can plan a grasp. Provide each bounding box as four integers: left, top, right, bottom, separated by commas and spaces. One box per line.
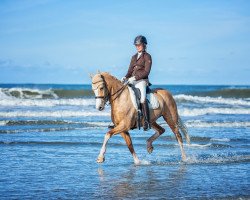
0, 87, 93, 99
0, 98, 95, 107
1, 93, 249, 111
0, 87, 58, 99
0, 119, 110, 127
0, 110, 110, 118
1, 87, 250, 101
1, 119, 249, 130
0, 107, 249, 118
210, 138, 231, 142
179, 107, 250, 116
184, 120, 250, 128
174, 94, 250, 106
192, 88, 250, 98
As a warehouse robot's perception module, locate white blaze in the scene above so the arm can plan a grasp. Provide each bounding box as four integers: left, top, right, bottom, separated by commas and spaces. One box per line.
94, 89, 102, 109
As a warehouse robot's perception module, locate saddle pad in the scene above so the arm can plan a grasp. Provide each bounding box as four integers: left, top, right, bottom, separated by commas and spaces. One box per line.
147, 92, 160, 109
128, 86, 160, 110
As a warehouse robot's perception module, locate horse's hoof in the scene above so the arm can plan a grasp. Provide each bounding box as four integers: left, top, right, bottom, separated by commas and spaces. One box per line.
147, 146, 154, 154
97, 156, 105, 163
134, 159, 141, 165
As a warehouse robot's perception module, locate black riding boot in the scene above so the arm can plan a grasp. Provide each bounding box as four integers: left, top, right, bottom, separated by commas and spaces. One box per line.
141, 101, 151, 131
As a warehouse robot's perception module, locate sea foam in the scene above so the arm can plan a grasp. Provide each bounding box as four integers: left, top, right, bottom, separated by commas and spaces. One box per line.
179, 107, 250, 116
0, 107, 249, 118
185, 120, 250, 128
0, 110, 110, 118
0, 98, 95, 107
174, 94, 250, 106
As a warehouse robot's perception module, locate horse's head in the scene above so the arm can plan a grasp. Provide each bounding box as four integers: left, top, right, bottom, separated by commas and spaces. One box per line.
91, 72, 109, 111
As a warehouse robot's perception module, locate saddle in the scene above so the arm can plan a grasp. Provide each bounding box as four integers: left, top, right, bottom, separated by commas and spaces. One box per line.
128, 83, 150, 105
128, 84, 159, 109
127, 84, 159, 130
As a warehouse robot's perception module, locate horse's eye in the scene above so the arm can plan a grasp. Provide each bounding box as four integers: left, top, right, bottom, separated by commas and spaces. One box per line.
100, 87, 103, 90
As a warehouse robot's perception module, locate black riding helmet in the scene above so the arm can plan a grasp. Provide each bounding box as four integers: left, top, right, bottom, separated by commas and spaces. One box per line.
134, 35, 147, 45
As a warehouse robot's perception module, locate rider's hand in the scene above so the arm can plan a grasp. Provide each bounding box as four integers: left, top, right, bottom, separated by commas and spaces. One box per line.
121, 77, 127, 83
128, 76, 136, 84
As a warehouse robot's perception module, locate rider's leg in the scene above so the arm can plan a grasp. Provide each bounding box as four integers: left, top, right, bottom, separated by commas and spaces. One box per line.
134, 80, 147, 103
141, 99, 151, 131
134, 80, 150, 131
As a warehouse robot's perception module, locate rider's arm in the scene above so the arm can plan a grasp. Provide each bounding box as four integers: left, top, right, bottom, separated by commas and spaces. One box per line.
125, 56, 135, 79
134, 53, 152, 81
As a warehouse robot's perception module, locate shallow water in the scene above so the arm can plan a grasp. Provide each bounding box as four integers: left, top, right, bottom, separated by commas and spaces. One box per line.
0, 84, 249, 199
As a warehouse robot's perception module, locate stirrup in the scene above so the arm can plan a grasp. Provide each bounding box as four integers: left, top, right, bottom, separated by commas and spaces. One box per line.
143, 121, 150, 131
108, 122, 115, 129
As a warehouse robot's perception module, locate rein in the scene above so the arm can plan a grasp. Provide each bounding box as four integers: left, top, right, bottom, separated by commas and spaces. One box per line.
109, 83, 128, 103
92, 75, 128, 104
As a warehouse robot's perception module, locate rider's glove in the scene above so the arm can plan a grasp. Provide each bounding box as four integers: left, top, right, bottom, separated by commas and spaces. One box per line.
121, 77, 127, 83
128, 76, 136, 84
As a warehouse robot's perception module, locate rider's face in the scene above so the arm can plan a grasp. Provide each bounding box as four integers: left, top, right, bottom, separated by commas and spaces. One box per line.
135, 44, 144, 52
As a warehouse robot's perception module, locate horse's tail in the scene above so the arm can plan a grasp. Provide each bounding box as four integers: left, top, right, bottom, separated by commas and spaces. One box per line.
177, 115, 191, 145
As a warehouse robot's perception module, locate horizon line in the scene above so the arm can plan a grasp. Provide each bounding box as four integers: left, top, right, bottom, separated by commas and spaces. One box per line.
0, 82, 249, 86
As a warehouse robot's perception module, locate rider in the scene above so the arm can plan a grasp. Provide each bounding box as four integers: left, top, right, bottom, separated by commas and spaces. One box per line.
121, 35, 152, 131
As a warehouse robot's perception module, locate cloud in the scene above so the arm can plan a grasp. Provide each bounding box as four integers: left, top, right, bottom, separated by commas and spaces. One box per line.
0, 59, 13, 66
1, 56, 102, 84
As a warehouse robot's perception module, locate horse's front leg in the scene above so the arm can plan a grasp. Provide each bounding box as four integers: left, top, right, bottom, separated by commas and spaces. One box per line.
120, 131, 140, 165
97, 124, 127, 163
97, 132, 112, 163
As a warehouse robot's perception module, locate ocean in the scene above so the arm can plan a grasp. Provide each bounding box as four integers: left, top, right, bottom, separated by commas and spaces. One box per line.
0, 83, 249, 199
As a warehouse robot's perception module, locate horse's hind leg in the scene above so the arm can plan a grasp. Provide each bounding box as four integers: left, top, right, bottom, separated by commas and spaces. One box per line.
120, 131, 140, 165
163, 115, 186, 161
147, 121, 165, 154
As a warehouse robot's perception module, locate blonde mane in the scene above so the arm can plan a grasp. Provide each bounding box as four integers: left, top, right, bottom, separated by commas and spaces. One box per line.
99, 72, 124, 91
100, 72, 122, 84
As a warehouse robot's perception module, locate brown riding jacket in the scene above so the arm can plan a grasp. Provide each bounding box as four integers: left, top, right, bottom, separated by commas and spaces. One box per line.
125, 51, 152, 81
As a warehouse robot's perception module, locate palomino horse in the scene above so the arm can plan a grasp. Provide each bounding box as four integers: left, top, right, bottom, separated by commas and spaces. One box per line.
91, 72, 190, 164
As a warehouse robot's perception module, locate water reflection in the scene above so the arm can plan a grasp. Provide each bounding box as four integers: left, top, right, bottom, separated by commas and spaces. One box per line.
96, 163, 187, 199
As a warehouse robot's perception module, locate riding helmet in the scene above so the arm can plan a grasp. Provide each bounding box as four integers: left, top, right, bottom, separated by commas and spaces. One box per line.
134, 35, 147, 45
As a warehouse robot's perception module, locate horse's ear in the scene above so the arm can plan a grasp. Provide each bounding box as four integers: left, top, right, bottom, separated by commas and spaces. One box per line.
89, 73, 94, 79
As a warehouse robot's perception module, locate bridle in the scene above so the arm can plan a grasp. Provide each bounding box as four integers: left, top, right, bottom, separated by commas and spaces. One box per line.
92, 75, 127, 105
92, 76, 109, 104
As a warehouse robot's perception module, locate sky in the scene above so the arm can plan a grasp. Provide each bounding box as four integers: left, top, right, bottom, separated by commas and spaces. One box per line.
0, 0, 249, 85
